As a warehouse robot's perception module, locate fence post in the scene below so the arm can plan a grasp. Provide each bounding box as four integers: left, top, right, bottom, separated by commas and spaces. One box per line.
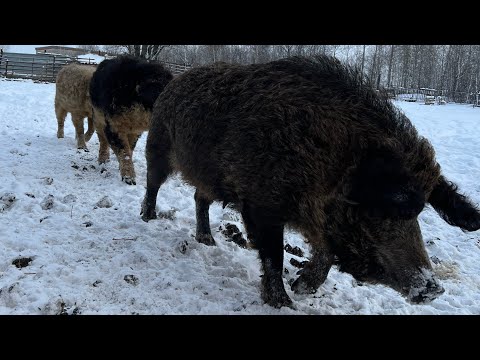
52, 56, 57, 81
5, 60, 8, 77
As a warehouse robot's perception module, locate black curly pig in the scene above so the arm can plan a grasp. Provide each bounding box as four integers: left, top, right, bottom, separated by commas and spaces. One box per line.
89, 55, 173, 184
141, 55, 480, 308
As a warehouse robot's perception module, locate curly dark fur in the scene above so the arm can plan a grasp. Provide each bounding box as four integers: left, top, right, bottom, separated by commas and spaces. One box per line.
347, 147, 426, 219
90, 55, 173, 116
429, 176, 480, 231
142, 55, 480, 308
89, 55, 173, 184
104, 121, 123, 149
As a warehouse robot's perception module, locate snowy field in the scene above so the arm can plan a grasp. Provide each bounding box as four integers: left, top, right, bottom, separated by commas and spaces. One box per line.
1, 78, 480, 315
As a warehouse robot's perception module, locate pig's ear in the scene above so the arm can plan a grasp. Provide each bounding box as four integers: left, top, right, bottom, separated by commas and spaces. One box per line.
428, 176, 480, 231
345, 148, 425, 220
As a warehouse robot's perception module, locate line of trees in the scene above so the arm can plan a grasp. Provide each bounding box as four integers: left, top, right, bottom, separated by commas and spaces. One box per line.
101, 45, 480, 103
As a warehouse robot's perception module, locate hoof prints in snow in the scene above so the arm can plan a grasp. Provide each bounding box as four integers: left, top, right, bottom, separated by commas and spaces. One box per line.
12, 257, 33, 268
40, 195, 54, 210
289, 258, 308, 269
1, 80, 480, 314
220, 223, 248, 248
95, 196, 113, 209
1, 192, 16, 212
180, 240, 189, 254
42, 177, 53, 185
62, 194, 77, 204
158, 209, 177, 220
124, 275, 139, 286
284, 244, 304, 257
71, 162, 96, 172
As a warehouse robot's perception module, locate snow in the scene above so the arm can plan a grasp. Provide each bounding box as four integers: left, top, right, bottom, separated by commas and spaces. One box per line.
1, 79, 480, 314
4, 45, 47, 54
4, 45, 77, 54
77, 53, 105, 65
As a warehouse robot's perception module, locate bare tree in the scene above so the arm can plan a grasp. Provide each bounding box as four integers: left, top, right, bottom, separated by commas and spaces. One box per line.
249, 45, 272, 64
102, 45, 124, 55
276, 45, 296, 58
78, 45, 101, 53
159, 45, 199, 65
387, 45, 395, 88
437, 45, 448, 91
97, 44, 480, 105
360, 45, 367, 79
368, 45, 379, 87
124, 45, 170, 60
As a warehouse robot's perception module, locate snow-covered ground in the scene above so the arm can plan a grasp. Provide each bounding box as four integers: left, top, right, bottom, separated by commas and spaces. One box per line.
1, 78, 480, 315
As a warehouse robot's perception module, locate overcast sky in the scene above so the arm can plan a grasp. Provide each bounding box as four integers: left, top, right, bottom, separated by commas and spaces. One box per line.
5, 45, 77, 54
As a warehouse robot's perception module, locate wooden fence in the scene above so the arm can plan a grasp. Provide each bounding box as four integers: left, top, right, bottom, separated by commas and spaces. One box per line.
384, 86, 480, 105
0, 52, 96, 82
0, 52, 193, 82
159, 61, 192, 76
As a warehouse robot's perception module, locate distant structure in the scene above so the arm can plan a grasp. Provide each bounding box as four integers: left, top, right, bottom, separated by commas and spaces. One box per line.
36, 46, 116, 58
35, 46, 88, 57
